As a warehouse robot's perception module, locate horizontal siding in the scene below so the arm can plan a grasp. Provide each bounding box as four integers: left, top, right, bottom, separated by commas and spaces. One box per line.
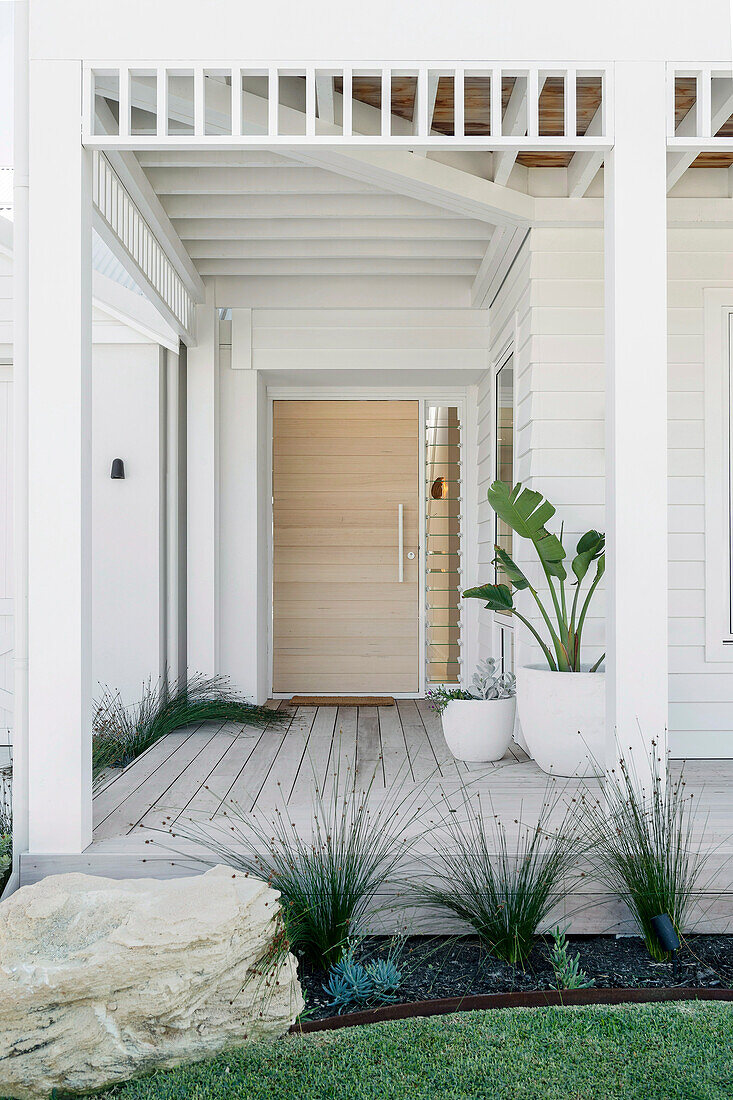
252, 308, 488, 374
667, 224, 733, 756
475, 239, 531, 668
518, 226, 606, 673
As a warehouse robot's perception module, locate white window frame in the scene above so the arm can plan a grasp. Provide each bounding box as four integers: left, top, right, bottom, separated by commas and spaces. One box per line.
703, 290, 733, 660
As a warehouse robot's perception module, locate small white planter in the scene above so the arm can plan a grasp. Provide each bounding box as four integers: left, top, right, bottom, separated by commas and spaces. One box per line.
441, 697, 516, 763
516, 665, 605, 778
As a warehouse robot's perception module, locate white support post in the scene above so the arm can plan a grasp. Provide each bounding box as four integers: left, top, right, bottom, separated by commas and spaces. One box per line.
27, 61, 93, 852
186, 283, 219, 676
605, 61, 668, 782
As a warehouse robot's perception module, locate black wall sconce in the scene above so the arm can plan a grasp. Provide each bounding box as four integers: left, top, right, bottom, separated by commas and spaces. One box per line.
110, 459, 125, 480
430, 476, 447, 500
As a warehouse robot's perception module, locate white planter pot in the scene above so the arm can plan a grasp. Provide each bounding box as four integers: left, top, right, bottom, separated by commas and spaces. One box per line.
516, 665, 605, 777
441, 697, 516, 763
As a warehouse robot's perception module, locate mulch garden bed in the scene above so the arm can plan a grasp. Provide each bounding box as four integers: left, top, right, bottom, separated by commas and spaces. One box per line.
297, 934, 733, 1021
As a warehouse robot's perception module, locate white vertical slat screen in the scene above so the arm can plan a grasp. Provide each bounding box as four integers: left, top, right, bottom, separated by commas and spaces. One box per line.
92, 151, 195, 336
85, 62, 613, 147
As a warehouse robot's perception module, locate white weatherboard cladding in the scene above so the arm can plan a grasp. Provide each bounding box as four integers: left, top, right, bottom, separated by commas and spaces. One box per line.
479, 228, 606, 687
476, 218, 733, 758
669, 225, 733, 757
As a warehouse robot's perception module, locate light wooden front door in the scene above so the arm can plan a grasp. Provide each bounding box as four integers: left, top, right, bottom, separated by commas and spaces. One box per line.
272, 400, 420, 694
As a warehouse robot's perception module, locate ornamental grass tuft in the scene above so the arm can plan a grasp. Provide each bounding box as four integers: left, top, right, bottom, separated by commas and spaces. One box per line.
579, 745, 711, 961
413, 783, 584, 968
92, 672, 288, 779
171, 754, 439, 968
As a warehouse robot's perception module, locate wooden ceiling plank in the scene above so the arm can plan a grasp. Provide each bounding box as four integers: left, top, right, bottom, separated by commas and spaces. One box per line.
174, 216, 492, 240
193, 258, 480, 276
161, 192, 475, 219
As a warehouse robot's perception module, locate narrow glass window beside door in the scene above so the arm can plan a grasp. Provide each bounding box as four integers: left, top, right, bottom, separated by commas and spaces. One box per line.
425, 405, 462, 685
495, 354, 514, 600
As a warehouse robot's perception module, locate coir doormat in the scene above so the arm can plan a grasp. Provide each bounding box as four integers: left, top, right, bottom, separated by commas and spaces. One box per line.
288, 696, 396, 707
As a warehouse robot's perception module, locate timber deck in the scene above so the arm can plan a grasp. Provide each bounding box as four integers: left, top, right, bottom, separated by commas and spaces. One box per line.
18, 701, 733, 934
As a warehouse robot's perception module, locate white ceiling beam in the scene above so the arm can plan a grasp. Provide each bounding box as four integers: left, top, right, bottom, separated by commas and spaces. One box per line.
471, 225, 528, 307
174, 217, 492, 240
94, 98, 205, 303
567, 105, 605, 198
92, 271, 179, 352
287, 146, 533, 227
667, 77, 733, 191
493, 75, 548, 187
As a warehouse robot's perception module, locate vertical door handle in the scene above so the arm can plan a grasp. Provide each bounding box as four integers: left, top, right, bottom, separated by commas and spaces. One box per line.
397, 503, 404, 582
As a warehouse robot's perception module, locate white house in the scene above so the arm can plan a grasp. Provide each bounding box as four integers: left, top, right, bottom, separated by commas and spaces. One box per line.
7, 0, 733, 916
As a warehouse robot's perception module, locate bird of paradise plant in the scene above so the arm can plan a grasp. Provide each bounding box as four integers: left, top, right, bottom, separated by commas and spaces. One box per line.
463, 481, 605, 672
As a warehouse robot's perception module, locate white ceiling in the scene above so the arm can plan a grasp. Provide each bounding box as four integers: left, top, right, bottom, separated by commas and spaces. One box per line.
135, 149, 495, 282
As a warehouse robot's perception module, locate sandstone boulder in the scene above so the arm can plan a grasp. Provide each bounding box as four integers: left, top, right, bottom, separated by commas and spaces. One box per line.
0, 866, 303, 1098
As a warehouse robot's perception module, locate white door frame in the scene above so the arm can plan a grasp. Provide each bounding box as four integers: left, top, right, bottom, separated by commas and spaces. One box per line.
266, 386, 469, 698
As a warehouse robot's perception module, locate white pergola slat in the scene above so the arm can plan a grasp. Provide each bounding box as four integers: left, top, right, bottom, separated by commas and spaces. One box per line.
83, 62, 614, 152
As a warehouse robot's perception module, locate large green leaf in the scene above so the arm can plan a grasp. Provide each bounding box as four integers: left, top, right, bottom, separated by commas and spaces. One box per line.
486, 482, 566, 578
463, 582, 515, 613
493, 546, 530, 590
571, 530, 605, 584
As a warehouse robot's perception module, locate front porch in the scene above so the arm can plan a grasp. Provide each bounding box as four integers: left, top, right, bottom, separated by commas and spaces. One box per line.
18, 705, 733, 935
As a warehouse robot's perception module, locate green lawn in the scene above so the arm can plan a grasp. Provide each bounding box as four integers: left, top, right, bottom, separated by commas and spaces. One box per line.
97, 1002, 733, 1100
